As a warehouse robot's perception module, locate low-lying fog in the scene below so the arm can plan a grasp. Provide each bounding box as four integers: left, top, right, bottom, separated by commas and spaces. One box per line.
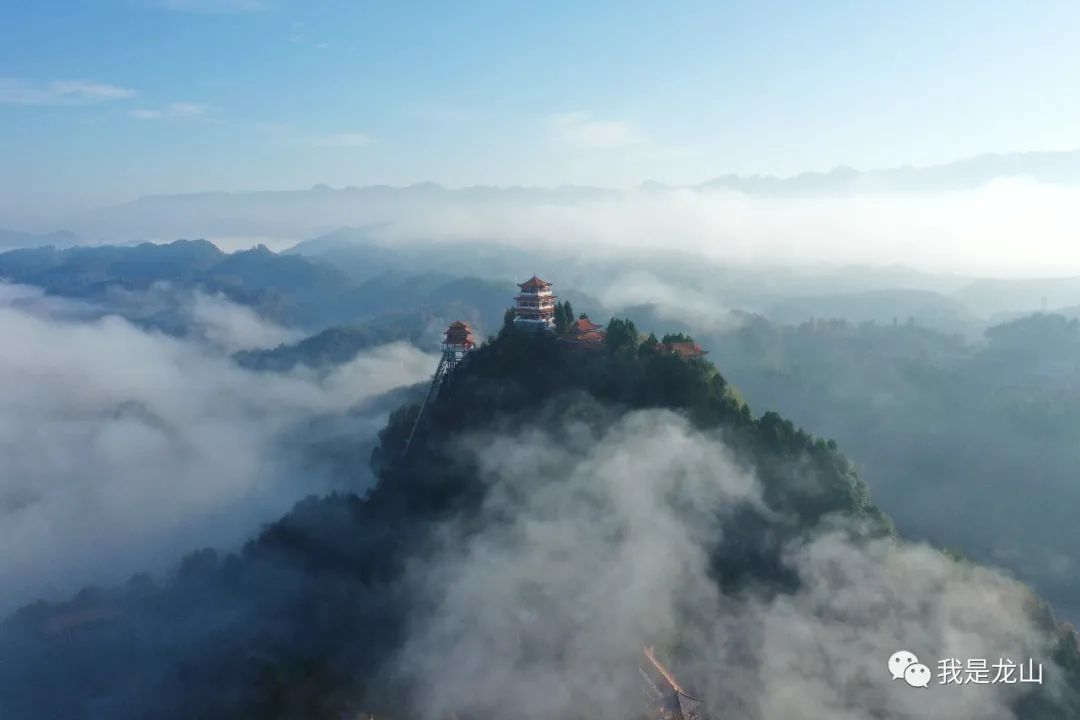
0, 285, 434, 614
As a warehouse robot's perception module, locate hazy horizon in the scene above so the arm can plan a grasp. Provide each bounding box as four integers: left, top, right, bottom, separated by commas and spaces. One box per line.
8, 169, 1080, 279
5, 2, 1080, 210
6, 1, 1080, 279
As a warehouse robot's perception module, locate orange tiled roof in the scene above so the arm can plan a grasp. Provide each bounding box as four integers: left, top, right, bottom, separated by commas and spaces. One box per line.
518, 275, 551, 291
559, 325, 606, 350
444, 320, 476, 346
568, 317, 602, 334
665, 341, 707, 358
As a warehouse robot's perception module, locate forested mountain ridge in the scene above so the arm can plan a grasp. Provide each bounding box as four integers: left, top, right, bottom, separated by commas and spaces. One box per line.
372, 318, 882, 533
0, 240, 525, 335
0, 239, 352, 327
703, 312, 1080, 620
2, 317, 1079, 719
0, 227, 80, 250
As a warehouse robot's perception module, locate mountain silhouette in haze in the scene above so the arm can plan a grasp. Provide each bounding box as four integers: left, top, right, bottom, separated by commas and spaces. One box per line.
0, 228, 79, 249
8, 147, 1073, 244
682, 148, 1080, 195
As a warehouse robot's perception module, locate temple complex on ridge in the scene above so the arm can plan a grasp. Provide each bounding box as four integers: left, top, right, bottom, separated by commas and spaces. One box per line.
509, 275, 708, 359
561, 314, 607, 349
513, 275, 557, 329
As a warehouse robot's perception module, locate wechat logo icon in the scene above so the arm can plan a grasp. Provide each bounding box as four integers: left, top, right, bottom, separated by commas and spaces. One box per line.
889, 650, 930, 688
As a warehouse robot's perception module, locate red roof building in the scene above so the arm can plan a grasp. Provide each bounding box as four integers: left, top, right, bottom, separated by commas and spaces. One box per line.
561, 314, 607, 349
517, 275, 552, 292
513, 275, 557, 330
443, 320, 476, 350
567, 316, 602, 334
663, 341, 707, 359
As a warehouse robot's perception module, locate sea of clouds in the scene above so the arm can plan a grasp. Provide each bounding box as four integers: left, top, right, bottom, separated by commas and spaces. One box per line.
0, 283, 435, 613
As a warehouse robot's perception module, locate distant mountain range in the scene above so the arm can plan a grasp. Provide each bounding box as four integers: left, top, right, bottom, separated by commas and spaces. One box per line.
5, 148, 1077, 245
69, 183, 616, 243
0, 228, 79, 250
682, 148, 1080, 196
0, 239, 530, 336
10, 234, 1080, 334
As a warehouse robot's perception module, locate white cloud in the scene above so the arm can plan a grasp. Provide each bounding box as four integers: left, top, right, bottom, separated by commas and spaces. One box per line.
396, 409, 1059, 719
186, 291, 301, 352
551, 111, 649, 149
596, 270, 739, 331
0, 288, 436, 613
378, 179, 1080, 277
0, 78, 136, 106
130, 102, 213, 121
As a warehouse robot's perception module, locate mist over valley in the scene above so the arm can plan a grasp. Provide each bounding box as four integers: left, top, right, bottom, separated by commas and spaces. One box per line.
5, 3, 1080, 716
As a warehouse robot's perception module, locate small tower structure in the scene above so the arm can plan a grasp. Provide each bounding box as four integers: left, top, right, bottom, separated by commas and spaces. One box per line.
513, 275, 557, 330
402, 321, 476, 455
441, 320, 476, 369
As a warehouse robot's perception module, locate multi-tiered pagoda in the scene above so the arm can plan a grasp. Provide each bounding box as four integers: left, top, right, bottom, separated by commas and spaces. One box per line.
443, 320, 476, 354
513, 275, 557, 330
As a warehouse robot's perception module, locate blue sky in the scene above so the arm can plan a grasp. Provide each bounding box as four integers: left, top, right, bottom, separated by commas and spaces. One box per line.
2, 0, 1080, 217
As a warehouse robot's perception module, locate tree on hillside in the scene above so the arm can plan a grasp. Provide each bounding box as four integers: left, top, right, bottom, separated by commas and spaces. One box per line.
605, 318, 639, 352
639, 333, 660, 358
500, 308, 515, 337
554, 301, 574, 335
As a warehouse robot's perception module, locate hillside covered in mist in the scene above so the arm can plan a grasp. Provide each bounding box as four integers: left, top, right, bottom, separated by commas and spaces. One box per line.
10, 2, 1080, 716
7, 237, 1080, 629
704, 312, 1080, 621
2, 317, 1079, 720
